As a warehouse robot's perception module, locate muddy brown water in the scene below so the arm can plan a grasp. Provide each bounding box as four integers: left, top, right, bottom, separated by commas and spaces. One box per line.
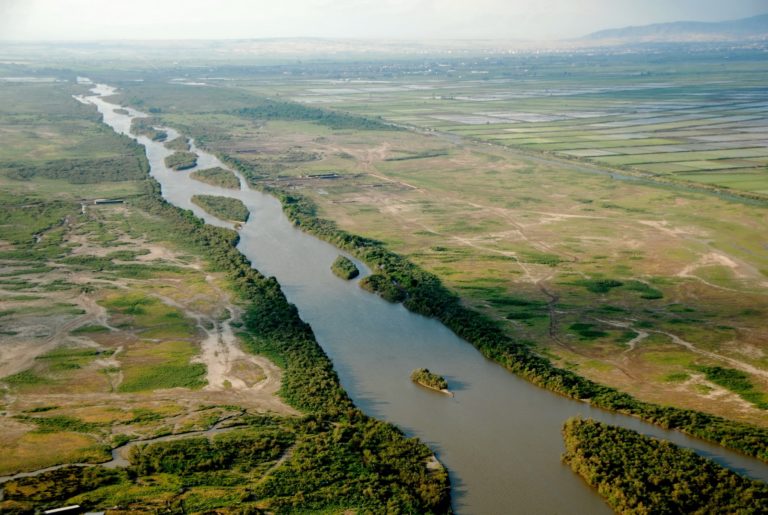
79, 84, 768, 514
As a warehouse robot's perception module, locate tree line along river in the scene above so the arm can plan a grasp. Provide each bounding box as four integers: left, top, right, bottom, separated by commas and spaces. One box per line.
83, 84, 768, 514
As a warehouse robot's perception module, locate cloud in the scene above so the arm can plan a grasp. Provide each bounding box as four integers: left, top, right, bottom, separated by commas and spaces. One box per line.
0, 0, 764, 41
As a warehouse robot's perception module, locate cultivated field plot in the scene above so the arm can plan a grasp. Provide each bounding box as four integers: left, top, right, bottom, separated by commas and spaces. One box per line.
237, 50, 768, 195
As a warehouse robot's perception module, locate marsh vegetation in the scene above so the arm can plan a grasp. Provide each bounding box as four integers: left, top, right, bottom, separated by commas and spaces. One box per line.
2, 44, 767, 513
562, 418, 768, 513
330, 255, 359, 280
164, 150, 198, 170
0, 79, 449, 514
190, 167, 240, 189
411, 368, 449, 392
191, 194, 249, 222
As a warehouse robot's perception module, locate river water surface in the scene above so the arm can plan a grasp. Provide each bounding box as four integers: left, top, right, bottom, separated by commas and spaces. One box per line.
83, 84, 768, 514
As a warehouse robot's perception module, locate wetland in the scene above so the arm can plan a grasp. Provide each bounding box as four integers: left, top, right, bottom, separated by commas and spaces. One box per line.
1, 44, 767, 513
84, 80, 768, 513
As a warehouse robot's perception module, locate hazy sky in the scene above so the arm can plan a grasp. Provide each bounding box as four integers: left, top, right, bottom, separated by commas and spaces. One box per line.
1, 0, 766, 41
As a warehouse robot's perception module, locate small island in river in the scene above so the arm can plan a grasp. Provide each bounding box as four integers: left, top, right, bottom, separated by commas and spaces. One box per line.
191, 194, 249, 223
411, 368, 451, 395
331, 255, 360, 280
165, 150, 198, 170
191, 167, 241, 189
165, 135, 191, 151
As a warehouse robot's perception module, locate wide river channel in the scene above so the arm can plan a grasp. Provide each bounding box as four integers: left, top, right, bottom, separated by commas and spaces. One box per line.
84, 84, 768, 514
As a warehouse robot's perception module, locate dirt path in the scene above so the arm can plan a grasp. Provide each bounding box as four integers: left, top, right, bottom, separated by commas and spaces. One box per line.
676, 251, 768, 293
0, 414, 247, 483
595, 318, 650, 354
597, 318, 768, 380
653, 329, 768, 381
368, 172, 423, 191
254, 443, 297, 486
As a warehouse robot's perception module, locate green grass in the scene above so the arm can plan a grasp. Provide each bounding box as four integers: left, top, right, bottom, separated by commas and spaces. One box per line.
20, 415, 101, 434
2, 370, 50, 386
574, 279, 623, 294
569, 323, 609, 340
596, 148, 768, 166
36, 347, 105, 367
693, 366, 768, 409
101, 292, 197, 339
118, 340, 207, 392
664, 372, 691, 382
624, 280, 664, 300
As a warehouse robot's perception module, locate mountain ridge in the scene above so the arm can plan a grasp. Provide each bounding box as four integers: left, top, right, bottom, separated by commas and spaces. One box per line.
584, 13, 768, 42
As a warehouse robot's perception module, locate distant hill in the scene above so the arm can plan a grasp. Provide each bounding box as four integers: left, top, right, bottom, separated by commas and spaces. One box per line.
584, 14, 768, 43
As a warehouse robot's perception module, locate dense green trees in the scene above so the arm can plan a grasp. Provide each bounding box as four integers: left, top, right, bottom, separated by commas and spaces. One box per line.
190, 167, 241, 189
130, 428, 294, 475
130, 117, 167, 142
236, 99, 399, 131
191, 194, 249, 222
253, 414, 448, 512
3, 466, 125, 504
411, 369, 448, 391
562, 418, 768, 513
131, 179, 451, 512
164, 151, 198, 170
164, 135, 190, 151
136, 180, 354, 416
331, 255, 360, 280
3, 137, 148, 184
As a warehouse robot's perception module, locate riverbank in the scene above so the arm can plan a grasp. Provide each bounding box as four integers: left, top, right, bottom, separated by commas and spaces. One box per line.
265, 187, 768, 463
81, 82, 768, 513
0, 83, 451, 513
0, 175, 451, 513
562, 418, 768, 513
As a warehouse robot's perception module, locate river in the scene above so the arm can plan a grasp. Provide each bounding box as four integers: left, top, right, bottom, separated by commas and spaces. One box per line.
82, 84, 768, 514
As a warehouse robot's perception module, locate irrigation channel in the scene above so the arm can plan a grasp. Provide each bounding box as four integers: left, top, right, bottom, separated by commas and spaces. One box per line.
79, 83, 768, 514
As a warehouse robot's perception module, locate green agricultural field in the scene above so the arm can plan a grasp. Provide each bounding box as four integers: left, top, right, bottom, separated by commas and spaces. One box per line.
235, 51, 768, 198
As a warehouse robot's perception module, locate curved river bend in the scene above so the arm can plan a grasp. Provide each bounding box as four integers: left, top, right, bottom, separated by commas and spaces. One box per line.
83, 85, 768, 514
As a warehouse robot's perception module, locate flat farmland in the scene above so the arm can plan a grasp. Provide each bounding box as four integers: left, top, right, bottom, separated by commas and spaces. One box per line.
234, 51, 768, 195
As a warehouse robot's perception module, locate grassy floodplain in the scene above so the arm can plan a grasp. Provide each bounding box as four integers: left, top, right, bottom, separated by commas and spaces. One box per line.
102, 47, 768, 431
0, 75, 449, 513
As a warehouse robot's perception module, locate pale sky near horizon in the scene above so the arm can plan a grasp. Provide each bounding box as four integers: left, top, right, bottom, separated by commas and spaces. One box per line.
0, 0, 766, 41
